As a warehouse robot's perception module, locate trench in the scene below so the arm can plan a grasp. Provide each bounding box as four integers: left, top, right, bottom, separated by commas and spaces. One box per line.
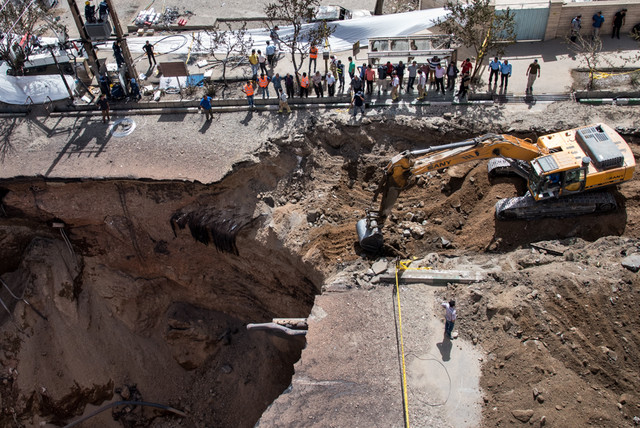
0, 118, 638, 427
0, 153, 323, 427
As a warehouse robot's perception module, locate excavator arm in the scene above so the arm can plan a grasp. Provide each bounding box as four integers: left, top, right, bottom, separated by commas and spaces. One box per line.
357, 133, 547, 252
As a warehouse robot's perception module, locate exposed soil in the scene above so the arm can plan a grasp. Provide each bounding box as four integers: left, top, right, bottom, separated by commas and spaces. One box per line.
1, 102, 640, 426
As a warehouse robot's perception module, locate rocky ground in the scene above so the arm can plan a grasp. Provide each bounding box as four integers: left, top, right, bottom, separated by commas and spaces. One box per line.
1, 101, 640, 427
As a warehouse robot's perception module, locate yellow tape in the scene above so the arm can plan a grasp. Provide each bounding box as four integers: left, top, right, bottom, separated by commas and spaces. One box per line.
398, 259, 432, 271
591, 68, 640, 80
395, 261, 410, 428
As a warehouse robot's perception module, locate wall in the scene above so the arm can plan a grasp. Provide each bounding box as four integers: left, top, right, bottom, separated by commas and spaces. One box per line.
544, 0, 640, 40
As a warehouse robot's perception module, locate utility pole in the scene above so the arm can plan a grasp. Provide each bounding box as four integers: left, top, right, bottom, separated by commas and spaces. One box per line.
65, 0, 100, 77
105, 0, 137, 80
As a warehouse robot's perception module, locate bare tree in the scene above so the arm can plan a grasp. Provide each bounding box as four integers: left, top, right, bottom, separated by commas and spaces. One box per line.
264, 0, 335, 86
201, 22, 253, 88
435, 0, 516, 80
0, 0, 64, 74
567, 34, 604, 90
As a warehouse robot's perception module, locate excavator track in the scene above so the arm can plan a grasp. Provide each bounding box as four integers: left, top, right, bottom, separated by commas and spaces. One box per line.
495, 191, 617, 220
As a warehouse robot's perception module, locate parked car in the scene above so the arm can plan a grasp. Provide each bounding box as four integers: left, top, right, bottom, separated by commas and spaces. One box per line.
310, 5, 371, 22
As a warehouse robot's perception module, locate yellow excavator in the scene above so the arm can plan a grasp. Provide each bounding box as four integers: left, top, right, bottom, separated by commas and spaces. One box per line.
356, 123, 635, 252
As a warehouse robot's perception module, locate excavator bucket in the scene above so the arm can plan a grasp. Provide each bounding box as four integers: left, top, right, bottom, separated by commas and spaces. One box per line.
356, 218, 384, 252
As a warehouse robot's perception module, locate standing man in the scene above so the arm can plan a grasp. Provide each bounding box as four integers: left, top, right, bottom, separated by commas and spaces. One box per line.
299, 72, 309, 98
365, 64, 376, 95
243, 80, 255, 109
270, 26, 281, 50
309, 45, 318, 74
390, 71, 400, 101
97, 94, 110, 123
487, 56, 500, 86
446, 61, 458, 91
376, 62, 387, 96
570, 15, 582, 42
248, 49, 259, 79
434, 63, 445, 95
456, 72, 471, 99
499, 59, 512, 90
348, 56, 356, 80
336, 60, 345, 92
84, 1, 96, 23
199, 95, 213, 121
326, 72, 336, 97
395, 60, 406, 91
285, 73, 295, 99
416, 68, 426, 100
257, 50, 267, 75
526, 59, 541, 94
271, 73, 282, 95
98, 0, 108, 22
407, 61, 418, 92
265, 41, 276, 67
278, 89, 291, 114
143, 41, 156, 67
350, 90, 365, 118
441, 300, 457, 340
461, 58, 473, 76
612, 9, 627, 39
258, 73, 270, 99
312, 71, 323, 98
592, 11, 604, 39
112, 41, 125, 69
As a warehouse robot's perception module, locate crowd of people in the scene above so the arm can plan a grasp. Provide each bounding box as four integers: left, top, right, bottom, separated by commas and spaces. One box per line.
239, 40, 549, 116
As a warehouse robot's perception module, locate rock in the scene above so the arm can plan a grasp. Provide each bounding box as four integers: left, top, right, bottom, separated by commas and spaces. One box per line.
470, 289, 483, 302
120, 385, 131, 400
433, 217, 443, 225
511, 409, 534, 423
262, 195, 275, 207
532, 388, 539, 398
633, 416, 640, 425
617, 402, 623, 410
619, 393, 631, 404
621, 254, 640, 272
440, 237, 451, 248
221, 364, 233, 374
537, 395, 545, 404
503, 316, 513, 332
472, 336, 478, 345
555, 405, 562, 411
540, 415, 546, 426
410, 225, 425, 239
443, 112, 453, 120
371, 259, 388, 275
307, 210, 320, 223
404, 212, 415, 222
403, 229, 411, 238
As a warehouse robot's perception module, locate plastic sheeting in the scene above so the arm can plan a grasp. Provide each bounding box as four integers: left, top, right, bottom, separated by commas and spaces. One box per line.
0, 72, 75, 105
123, 8, 448, 55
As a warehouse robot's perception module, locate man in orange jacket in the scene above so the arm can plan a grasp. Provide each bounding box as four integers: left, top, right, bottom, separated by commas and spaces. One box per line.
309, 45, 318, 74
298, 72, 309, 98
258, 73, 271, 99
243, 81, 255, 109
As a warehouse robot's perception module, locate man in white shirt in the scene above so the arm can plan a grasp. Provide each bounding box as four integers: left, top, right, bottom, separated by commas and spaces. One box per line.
416, 69, 427, 100
391, 71, 400, 101
441, 300, 457, 340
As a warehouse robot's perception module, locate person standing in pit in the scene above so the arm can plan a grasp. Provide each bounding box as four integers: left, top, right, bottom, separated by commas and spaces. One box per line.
278, 88, 291, 113
85, 1, 96, 23
526, 59, 541, 94
441, 300, 457, 340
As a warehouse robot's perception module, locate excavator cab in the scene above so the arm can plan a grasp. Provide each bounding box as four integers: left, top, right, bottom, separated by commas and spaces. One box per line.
528, 154, 589, 201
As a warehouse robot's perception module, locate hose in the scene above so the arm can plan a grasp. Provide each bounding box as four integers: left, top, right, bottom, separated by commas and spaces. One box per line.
63, 400, 186, 427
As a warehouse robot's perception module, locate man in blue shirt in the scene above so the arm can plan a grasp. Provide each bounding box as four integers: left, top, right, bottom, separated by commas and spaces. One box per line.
592, 11, 604, 39
199, 95, 213, 121
487, 56, 501, 86
265, 41, 276, 67
499, 59, 512, 90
